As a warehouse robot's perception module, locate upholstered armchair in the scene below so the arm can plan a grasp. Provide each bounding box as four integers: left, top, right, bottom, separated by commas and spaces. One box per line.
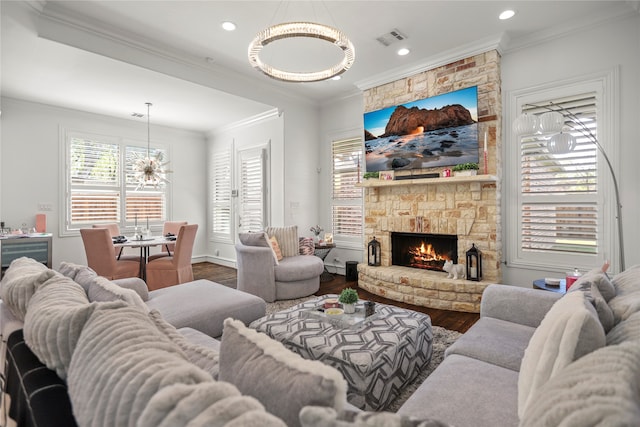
235, 226, 324, 302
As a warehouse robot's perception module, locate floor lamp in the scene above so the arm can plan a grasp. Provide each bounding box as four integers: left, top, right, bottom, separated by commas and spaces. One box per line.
513, 102, 624, 272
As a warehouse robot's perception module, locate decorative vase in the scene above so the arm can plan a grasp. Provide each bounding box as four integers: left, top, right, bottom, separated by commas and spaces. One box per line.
343, 303, 355, 314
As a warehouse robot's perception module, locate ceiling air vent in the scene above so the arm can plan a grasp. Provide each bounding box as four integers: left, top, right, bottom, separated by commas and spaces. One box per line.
131, 112, 144, 118
376, 29, 408, 47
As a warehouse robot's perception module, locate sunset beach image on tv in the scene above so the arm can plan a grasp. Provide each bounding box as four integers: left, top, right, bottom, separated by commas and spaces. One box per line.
364, 86, 479, 172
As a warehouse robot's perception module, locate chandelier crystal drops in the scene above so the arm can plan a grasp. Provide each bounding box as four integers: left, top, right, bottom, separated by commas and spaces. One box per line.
248, 21, 355, 82
133, 102, 172, 190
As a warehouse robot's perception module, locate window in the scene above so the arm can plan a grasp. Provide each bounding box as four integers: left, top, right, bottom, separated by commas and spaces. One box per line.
64, 131, 169, 234
237, 146, 267, 233
211, 146, 233, 241
331, 137, 363, 246
507, 72, 617, 272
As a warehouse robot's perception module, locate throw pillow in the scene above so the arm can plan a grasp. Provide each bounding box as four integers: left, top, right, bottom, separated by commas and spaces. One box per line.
266, 225, 299, 257
270, 235, 284, 261
24, 273, 126, 379
239, 231, 271, 248
87, 276, 148, 311
606, 310, 640, 346
299, 237, 315, 256
608, 265, 640, 323
0, 257, 56, 321
148, 309, 220, 379
520, 341, 640, 427
568, 279, 615, 332
300, 406, 452, 427
139, 383, 286, 427
219, 318, 347, 427
572, 267, 616, 301
517, 291, 606, 418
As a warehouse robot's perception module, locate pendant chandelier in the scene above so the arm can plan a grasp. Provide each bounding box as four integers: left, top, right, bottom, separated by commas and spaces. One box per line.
133, 102, 171, 190
248, 21, 355, 82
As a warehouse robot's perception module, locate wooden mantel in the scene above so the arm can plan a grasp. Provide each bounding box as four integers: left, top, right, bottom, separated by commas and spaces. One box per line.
357, 174, 497, 188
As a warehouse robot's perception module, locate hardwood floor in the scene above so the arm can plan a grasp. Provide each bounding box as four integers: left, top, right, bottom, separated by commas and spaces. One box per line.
192, 262, 479, 333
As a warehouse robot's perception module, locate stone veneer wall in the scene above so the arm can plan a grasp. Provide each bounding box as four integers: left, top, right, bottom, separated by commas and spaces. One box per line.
359, 50, 502, 313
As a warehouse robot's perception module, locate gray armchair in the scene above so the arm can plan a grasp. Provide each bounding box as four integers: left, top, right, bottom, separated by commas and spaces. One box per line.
235, 230, 324, 302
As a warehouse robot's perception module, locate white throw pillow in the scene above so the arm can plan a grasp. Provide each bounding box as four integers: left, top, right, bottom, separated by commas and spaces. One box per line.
266, 225, 299, 258
219, 318, 347, 427
87, 276, 148, 311
0, 257, 56, 321
518, 291, 605, 418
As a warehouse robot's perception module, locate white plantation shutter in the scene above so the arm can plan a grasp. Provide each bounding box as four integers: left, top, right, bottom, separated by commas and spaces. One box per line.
211, 147, 233, 239
124, 146, 166, 222
331, 137, 363, 239
65, 132, 169, 234
238, 147, 266, 232
519, 93, 598, 255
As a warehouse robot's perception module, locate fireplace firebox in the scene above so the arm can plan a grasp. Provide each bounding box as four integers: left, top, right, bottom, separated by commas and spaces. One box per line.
391, 232, 458, 272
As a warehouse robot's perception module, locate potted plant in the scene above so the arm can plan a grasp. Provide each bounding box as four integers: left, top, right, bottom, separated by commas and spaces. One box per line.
452, 162, 479, 177
338, 288, 359, 314
363, 171, 379, 180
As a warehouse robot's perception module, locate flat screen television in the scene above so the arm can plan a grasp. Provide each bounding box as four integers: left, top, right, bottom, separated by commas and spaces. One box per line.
364, 86, 479, 172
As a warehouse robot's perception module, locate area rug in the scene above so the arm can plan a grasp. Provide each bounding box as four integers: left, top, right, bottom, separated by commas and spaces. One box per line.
264, 296, 462, 412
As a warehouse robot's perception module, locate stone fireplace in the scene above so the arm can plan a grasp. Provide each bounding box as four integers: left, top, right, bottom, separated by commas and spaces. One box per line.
391, 232, 458, 272
356, 50, 502, 313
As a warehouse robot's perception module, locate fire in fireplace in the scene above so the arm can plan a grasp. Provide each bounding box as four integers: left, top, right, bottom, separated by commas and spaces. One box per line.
391, 232, 458, 272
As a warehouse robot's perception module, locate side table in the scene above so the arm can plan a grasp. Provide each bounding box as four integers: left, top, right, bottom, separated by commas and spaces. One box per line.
532, 278, 566, 294
314, 243, 335, 282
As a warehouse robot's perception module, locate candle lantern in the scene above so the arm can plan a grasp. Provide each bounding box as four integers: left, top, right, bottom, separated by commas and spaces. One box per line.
465, 243, 482, 281
368, 236, 381, 266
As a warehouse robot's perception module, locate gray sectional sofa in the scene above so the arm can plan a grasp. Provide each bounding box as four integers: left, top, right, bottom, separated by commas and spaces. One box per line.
2, 256, 640, 427
397, 265, 640, 426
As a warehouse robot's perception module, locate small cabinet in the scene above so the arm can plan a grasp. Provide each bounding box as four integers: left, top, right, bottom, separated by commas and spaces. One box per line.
0, 234, 52, 278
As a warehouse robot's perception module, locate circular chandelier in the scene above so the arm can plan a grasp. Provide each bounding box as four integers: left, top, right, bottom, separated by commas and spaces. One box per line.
248, 21, 355, 82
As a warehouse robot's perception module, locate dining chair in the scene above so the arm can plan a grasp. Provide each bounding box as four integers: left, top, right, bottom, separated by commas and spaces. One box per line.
145, 224, 198, 290
80, 228, 142, 280
92, 223, 139, 260
148, 220, 187, 261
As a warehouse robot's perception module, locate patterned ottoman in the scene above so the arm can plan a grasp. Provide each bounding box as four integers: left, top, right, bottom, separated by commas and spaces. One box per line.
250, 294, 433, 410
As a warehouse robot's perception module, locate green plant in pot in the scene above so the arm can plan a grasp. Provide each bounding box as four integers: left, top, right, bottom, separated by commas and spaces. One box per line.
363, 171, 379, 180
452, 162, 479, 176
339, 288, 359, 314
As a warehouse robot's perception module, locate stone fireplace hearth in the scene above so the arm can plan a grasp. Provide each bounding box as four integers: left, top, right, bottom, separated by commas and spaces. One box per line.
356, 51, 502, 314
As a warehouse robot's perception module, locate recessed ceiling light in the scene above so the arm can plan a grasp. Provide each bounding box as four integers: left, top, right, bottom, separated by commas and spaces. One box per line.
397, 48, 410, 56
331, 75, 342, 81
222, 21, 236, 31
499, 10, 516, 20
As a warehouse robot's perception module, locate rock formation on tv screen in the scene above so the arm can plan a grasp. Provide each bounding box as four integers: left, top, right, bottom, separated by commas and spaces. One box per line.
379, 104, 475, 138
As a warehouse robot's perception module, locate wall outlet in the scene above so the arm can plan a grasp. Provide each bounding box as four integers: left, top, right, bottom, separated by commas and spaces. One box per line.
38, 203, 53, 211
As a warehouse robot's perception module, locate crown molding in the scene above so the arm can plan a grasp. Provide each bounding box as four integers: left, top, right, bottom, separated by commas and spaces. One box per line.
36, 2, 316, 109
355, 33, 508, 91
212, 108, 281, 134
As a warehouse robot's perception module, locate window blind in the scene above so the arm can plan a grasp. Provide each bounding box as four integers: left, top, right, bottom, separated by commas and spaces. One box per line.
331, 137, 363, 238
211, 147, 232, 236
519, 92, 598, 255
239, 149, 265, 232
66, 134, 168, 232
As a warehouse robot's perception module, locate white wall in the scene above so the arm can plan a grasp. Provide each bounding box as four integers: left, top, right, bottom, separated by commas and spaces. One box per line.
318, 13, 640, 283
318, 93, 365, 274
208, 99, 321, 267
0, 97, 208, 268
501, 12, 640, 286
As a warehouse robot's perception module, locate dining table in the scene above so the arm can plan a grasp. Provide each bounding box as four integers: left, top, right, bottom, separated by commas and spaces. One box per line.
114, 235, 175, 280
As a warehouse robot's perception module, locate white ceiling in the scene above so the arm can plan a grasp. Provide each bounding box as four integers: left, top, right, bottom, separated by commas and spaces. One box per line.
2, 1, 637, 133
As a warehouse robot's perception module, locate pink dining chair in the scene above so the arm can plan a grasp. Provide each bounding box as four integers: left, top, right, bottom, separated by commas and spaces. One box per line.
80, 228, 142, 280
145, 224, 198, 290
148, 220, 187, 261
92, 223, 139, 261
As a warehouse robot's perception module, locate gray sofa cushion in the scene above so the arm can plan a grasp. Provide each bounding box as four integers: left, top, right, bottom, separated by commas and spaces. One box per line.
300, 406, 451, 427
274, 255, 324, 282
520, 341, 640, 427
146, 279, 266, 338
608, 264, 640, 323
397, 354, 519, 427
606, 310, 640, 345
444, 317, 536, 371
